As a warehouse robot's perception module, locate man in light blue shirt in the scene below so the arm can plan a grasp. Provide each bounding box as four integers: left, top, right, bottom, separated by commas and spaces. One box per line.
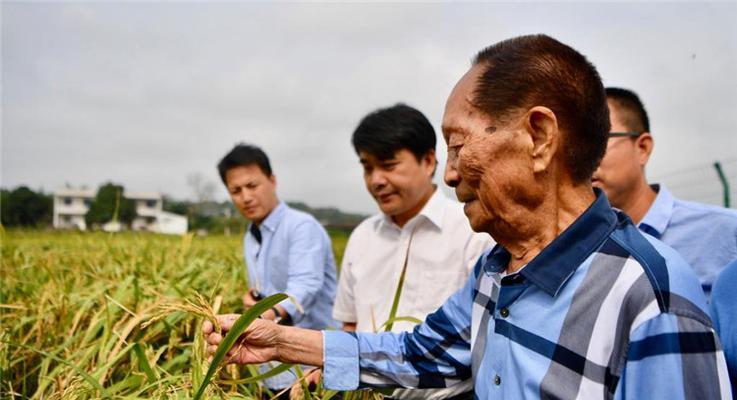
205, 35, 731, 399
217, 143, 338, 392
593, 88, 737, 296
711, 259, 737, 390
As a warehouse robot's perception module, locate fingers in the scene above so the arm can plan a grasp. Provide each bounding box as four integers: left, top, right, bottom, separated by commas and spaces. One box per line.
207, 344, 218, 360
217, 313, 241, 331
202, 320, 214, 334
206, 342, 243, 363
206, 332, 223, 345
202, 313, 240, 334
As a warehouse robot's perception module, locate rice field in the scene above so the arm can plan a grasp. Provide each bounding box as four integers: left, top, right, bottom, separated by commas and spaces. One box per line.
0, 228, 387, 399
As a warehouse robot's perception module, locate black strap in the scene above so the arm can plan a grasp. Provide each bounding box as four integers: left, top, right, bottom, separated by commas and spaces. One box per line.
250, 223, 262, 244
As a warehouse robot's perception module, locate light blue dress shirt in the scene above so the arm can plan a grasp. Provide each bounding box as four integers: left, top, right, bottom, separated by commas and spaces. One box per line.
244, 202, 337, 329
244, 202, 338, 389
321, 191, 732, 399
639, 184, 737, 296
710, 259, 737, 390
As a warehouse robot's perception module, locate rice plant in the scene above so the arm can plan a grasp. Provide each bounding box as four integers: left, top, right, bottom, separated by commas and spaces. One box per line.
0, 228, 362, 399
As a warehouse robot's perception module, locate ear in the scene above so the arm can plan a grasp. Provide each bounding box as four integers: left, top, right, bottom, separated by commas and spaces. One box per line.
421, 149, 437, 177
524, 106, 559, 174
634, 132, 654, 167
269, 174, 277, 186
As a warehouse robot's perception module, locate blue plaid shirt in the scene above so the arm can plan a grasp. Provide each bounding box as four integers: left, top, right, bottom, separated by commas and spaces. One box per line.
322, 191, 732, 399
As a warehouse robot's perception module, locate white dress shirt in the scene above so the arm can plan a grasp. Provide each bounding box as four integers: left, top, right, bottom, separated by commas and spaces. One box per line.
333, 189, 492, 399
334, 188, 492, 333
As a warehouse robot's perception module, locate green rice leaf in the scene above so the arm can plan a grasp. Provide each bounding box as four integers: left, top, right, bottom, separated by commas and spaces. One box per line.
379, 316, 423, 331
133, 342, 157, 382
3, 341, 112, 399
193, 292, 288, 400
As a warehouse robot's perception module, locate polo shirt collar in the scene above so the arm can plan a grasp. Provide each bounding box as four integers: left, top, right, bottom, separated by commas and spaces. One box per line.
258, 201, 287, 234
378, 186, 445, 231
639, 184, 673, 237
482, 189, 618, 297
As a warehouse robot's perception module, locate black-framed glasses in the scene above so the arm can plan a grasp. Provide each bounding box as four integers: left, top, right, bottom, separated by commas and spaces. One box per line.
609, 131, 643, 138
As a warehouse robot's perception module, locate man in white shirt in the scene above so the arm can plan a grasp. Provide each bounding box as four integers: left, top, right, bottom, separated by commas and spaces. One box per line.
333, 103, 492, 399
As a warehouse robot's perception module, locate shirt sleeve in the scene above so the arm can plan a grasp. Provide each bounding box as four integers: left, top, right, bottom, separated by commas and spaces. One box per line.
620, 312, 732, 399
323, 270, 475, 391
332, 230, 358, 323
279, 221, 329, 324
709, 261, 737, 391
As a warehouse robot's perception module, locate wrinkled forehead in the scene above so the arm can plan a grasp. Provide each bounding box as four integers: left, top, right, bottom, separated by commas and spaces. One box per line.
442, 65, 492, 141
443, 65, 483, 132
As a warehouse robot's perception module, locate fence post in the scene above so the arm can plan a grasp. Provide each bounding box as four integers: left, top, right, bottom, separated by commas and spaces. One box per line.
713, 161, 730, 208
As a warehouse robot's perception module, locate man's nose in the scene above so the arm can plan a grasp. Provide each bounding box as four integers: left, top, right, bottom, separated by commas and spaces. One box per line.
444, 159, 460, 188
369, 169, 387, 187
238, 191, 254, 204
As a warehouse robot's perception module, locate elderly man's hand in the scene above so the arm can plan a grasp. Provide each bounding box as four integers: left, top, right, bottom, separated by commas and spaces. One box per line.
203, 314, 282, 364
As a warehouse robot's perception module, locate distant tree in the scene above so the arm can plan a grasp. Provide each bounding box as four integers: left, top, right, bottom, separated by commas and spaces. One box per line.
0, 189, 8, 225
85, 183, 135, 227
186, 173, 216, 204
0, 186, 53, 227
162, 196, 189, 216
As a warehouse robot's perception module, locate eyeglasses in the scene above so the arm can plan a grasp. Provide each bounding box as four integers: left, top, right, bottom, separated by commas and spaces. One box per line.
609, 131, 643, 138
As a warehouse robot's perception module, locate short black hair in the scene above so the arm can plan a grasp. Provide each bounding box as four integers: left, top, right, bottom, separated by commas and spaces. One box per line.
351, 103, 436, 162
217, 143, 272, 184
605, 87, 650, 133
472, 34, 610, 183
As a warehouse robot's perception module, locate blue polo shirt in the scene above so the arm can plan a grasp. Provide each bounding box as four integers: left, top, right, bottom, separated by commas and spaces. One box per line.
322, 191, 732, 399
639, 184, 737, 296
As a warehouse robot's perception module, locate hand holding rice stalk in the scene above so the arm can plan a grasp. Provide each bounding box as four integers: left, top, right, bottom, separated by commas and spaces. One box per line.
195, 293, 289, 400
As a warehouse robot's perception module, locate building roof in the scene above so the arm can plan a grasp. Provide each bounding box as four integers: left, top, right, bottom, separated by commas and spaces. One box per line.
54, 187, 96, 198
125, 191, 162, 201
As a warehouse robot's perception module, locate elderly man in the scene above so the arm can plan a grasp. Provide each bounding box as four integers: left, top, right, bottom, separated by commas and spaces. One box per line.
593, 88, 737, 297
206, 35, 730, 399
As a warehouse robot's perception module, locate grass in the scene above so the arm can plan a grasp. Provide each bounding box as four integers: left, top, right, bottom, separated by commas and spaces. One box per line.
0, 228, 375, 399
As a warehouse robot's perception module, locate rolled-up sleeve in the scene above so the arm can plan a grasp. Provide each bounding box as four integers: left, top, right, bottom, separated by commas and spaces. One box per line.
322, 273, 475, 391
323, 330, 361, 390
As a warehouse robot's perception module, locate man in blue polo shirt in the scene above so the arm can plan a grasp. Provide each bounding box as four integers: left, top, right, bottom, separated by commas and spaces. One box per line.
205, 35, 731, 399
711, 260, 737, 389
593, 88, 737, 297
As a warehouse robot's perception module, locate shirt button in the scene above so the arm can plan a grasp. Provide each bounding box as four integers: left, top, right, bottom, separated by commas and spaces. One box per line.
500, 308, 509, 318
494, 375, 501, 385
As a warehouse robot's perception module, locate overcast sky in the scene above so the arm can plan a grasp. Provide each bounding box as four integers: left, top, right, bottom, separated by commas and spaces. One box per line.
2, 2, 736, 214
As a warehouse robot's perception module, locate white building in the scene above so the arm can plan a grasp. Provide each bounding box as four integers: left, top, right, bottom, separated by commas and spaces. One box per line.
53, 187, 95, 230
53, 187, 188, 234
128, 191, 163, 232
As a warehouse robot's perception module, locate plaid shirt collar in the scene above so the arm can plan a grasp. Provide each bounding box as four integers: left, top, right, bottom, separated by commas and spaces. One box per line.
482, 189, 618, 297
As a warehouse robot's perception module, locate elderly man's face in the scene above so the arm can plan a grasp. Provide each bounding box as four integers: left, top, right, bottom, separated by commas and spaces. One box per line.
442, 65, 543, 234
